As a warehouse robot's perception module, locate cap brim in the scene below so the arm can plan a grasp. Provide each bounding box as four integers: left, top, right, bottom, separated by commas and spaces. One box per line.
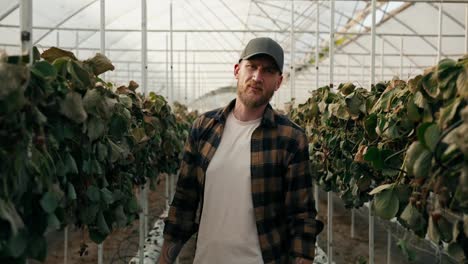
240, 52, 282, 73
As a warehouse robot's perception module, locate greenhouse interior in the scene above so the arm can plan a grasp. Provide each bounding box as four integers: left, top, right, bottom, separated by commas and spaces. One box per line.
0, 0, 467, 263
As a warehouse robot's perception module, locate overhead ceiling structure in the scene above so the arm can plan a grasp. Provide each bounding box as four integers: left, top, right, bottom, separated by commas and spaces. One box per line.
1, 0, 467, 111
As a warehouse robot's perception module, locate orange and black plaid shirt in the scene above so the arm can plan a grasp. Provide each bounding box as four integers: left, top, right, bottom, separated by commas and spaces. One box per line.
164, 99, 323, 263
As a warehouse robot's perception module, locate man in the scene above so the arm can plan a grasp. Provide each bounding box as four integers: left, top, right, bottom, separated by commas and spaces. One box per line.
159, 37, 323, 264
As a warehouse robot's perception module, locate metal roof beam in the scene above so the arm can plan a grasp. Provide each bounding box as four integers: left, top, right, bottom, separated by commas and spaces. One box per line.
0, 3, 19, 22
33, 0, 98, 45
3, 24, 465, 37
253, 1, 283, 30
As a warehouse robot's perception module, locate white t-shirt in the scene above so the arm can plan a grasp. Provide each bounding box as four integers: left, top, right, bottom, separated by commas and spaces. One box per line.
193, 112, 264, 264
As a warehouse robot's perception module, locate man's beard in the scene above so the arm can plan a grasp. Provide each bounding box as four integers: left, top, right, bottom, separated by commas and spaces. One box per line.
237, 81, 274, 108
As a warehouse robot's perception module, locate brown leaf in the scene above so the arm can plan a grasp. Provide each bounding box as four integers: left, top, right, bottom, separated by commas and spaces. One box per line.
41, 47, 77, 63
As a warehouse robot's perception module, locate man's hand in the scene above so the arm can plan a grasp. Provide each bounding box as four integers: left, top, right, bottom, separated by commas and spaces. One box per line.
294, 257, 313, 264
157, 240, 184, 264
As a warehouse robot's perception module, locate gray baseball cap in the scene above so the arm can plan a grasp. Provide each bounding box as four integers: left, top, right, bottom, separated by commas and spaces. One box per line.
239, 37, 284, 73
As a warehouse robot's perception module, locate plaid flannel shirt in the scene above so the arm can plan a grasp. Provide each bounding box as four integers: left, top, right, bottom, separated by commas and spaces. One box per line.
164, 99, 323, 264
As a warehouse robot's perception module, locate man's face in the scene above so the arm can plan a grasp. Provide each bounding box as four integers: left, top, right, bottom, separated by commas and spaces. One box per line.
234, 55, 283, 109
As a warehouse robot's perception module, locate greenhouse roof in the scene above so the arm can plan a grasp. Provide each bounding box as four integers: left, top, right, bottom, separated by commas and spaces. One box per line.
1, 0, 467, 110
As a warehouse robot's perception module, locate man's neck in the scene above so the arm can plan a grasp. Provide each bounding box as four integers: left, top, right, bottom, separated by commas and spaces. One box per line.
232, 98, 266, 121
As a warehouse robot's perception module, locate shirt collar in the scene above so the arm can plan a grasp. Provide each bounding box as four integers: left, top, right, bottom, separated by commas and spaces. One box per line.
214, 99, 277, 128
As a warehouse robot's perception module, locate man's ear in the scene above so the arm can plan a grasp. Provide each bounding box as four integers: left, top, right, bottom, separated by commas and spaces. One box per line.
234, 63, 240, 79
275, 75, 283, 91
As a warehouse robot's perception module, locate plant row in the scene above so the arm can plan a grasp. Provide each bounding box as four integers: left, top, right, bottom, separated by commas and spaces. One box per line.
0, 47, 191, 263
289, 56, 468, 261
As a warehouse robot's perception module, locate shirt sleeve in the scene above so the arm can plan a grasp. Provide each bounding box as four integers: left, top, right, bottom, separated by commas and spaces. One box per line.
163, 117, 203, 244
285, 131, 324, 260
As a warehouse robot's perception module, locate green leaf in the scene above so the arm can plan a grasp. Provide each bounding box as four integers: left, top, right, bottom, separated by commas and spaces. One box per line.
423, 124, 441, 152
80, 204, 99, 225
67, 60, 91, 89
40, 191, 59, 214
96, 212, 110, 235
109, 114, 129, 138
132, 127, 149, 143
108, 139, 123, 163
31, 61, 57, 81
96, 141, 108, 162
0, 199, 24, 236
329, 103, 350, 120
27, 235, 47, 262
364, 114, 378, 139
438, 98, 462, 129
83, 53, 115, 76
86, 186, 101, 202
6, 229, 28, 258
413, 91, 426, 108
345, 93, 364, 117
447, 243, 465, 262
406, 97, 421, 122
64, 152, 78, 175
118, 94, 133, 108
100, 188, 114, 205
127, 197, 139, 213
89, 228, 107, 244
87, 116, 106, 142
417, 123, 433, 147
400, 203, 424, 230
456, 68, 468, 99
83, 89, 117, 120
437, 216, 453, 243
47, 213, 61, 230
372, 188, 399, 220
59, 91, 88, 123
364, 146, 384, 169
369, 183, 394, 195
421, 72, 439, 98
413, 149, 432, 178
67, 183, 77, 200
114, 205, 127, 227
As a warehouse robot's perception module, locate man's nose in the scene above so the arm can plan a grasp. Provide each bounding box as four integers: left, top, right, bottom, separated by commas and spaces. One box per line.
252, 70, 263, 82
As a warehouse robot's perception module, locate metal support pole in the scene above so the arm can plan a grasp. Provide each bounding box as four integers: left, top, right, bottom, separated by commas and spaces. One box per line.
166, 34, 169, 99
381, 38, 384, 81
56, 30, 60, 47
178, 52, 181, 101
347, 55, 350, 81
465, 4, 468, 53
185, 34, 188, 104
142, 0, 148, 95
170, 1, 174, 103
64, 226, 68, 264
351, 209, 355, 238
387, 229, 391, 264
127, 62, 131, 81
361, 57, 365, 87
98, 243, 104, 264
100, 0, 105, 54
369, 205, 375, 264
400, 37, 403, 79
75, 31, 79, 58
437, 3, 443, 63
329, 0, 335, 89
198, 66, 201, 102
370, 0, 376, 87
315, 0, 319, 89
193, 52, 196, 102
327, 192, 333, 264
20, 0, 32, 63
290, 0, 295, 102
139, 187, 144, 264
165, 174, 170, 208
